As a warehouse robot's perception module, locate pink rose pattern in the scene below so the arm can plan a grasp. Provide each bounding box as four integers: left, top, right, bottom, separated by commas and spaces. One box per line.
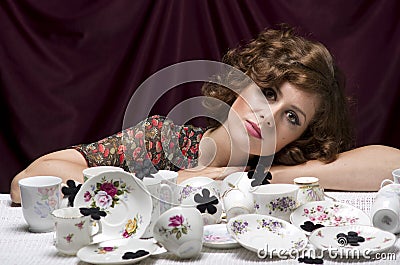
72, 115, 204, 174
84, 176, 131, 210
301, 204, 359, 226
157, 214, 190, 239
34, 186, 60, 218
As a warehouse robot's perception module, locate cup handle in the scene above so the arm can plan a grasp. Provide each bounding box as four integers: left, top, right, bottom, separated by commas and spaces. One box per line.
381, 179, 394, 188
319, 186, 337, 202
160, 183, 174, 206
90, 219, 103, 241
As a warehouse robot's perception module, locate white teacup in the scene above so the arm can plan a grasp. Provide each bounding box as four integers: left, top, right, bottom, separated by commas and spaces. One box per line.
294, 177, 325, 206
153, 206, 203, 259
178, 177, 223, 225
19, 176, 62, 232
52, 207, 102, 255
380, 168, 400, 188
371, 194, 400, 234
142, 177, 161, 238
152, 170, 178, 213
251, 184, 299, 222
82, 166, 124, 182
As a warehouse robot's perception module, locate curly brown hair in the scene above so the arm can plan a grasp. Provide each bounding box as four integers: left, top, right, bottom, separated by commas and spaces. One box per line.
202, 25, 354, 166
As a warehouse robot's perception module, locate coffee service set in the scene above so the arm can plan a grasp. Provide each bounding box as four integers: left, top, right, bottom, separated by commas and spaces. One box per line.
18, 166, 400, 262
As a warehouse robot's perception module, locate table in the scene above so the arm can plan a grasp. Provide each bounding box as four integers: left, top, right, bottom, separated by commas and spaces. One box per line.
0, 193, 398, 265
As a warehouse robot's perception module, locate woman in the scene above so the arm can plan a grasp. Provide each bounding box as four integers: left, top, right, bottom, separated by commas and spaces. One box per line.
10, 26, 400, 204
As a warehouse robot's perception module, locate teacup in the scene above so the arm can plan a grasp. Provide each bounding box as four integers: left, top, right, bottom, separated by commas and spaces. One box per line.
142, 177, 161, 238
52, 207, 102, 255
221, 172, 254, 220
371, 195, 400, 234
152, 170, 178, 213
380, 168, 400, 188
178, 177, 223, 225
294, 177, 325, 205
251, 184, 299, 222
82, 166, 124, 182
153, 206, 203, 259
19, 176, 62, 232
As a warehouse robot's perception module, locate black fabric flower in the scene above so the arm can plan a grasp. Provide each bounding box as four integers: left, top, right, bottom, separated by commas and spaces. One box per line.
61, 180, 82, 207
298, 256, 324, 264
194, 188, 219, 214
300, 221, 324, 232
122, 250, 149, 260
247, 165, 272, 187
79, 207, 107, 220
131, 159, 158, 180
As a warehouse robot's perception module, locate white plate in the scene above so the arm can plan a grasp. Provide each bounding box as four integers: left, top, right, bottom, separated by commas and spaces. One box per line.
227, 214, 308, 255
77, 238, 159, 264
309, 225, 396, 255
203, 224, 240, 249
74, 171, 152, 241
290, 201, 371, 234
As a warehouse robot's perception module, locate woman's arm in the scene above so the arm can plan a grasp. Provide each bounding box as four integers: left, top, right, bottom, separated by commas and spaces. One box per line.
270, 145, 400, 191
10, 149, 88, 204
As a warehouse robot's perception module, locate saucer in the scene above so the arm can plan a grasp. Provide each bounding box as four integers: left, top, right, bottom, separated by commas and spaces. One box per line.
309, 225, 396, 255
74, 171, 152, 241
227, 214, 308, 255
290, 201, 371, 234
77, 238, 159, 264
203, 224, 240, 249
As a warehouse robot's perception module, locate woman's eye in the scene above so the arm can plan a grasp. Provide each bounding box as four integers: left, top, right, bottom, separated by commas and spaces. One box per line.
286, 111, 300, 126
263, 88, 276, 100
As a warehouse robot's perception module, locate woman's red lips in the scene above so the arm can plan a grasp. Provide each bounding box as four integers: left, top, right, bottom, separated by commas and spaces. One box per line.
245, 120, 262, 139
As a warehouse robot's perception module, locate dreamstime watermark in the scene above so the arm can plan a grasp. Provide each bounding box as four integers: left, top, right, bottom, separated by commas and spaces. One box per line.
257, 244, 397, 261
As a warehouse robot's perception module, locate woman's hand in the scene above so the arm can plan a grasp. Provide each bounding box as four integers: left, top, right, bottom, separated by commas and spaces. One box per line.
177, 166, 248, 183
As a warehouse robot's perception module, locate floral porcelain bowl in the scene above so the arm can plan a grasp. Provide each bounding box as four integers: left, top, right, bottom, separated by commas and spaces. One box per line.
227, 213, 308, 255
290, 201, 371, 234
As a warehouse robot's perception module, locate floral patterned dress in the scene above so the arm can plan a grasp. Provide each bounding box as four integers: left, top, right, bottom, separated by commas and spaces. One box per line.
73, 115, 205, 177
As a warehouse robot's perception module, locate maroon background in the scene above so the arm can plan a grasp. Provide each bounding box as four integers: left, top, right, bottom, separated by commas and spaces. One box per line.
1, 0, 399, 193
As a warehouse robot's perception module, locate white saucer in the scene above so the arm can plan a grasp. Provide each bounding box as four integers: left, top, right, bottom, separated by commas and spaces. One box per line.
74, 171, 152, 240
290, 201, 371, 234
203, 224, 240, 249
227, 214, 308, 255
309, 225, 396, 256
77, 238, 159, 264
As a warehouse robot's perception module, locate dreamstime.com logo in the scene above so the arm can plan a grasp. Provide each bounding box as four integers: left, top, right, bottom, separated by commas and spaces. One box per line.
257, 243, 397, 261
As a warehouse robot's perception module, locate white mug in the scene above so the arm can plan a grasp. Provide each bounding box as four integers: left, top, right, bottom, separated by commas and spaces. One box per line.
251, 184, 299, 222
152, 170, 178, 213
142, 177, 161, 238
82, 166, 124, 182
380, 168, 400, 188
371, 194, 400, 234
52, 207, 102, 255
153, 206, 203, 259
19, 176, 62, 232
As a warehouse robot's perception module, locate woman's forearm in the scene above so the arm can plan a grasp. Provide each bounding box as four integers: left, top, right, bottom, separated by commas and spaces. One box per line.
270, 145, 400, 191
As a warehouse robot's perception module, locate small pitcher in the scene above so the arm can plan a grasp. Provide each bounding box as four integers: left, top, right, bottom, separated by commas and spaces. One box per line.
294, 177, 325, 206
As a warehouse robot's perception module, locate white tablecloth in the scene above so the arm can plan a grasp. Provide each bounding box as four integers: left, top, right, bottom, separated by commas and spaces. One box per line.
0, 193, 398, 265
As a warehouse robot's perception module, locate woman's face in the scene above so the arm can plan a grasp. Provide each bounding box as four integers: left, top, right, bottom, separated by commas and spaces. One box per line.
225, 81, 320, 156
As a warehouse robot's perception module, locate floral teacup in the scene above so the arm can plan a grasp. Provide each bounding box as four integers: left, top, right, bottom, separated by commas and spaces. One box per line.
251, 184, 299, 222
153, 206, 203, 259
294, 177, 325, 206
178, 177, 223, 225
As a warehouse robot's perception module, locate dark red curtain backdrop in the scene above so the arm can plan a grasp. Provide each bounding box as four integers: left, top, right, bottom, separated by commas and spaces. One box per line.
1, 0, 399, 193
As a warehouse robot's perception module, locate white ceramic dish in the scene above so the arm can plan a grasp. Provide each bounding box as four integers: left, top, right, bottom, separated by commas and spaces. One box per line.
74, 171, 152, 241
290, 201, 371, 234
77, 238, 159, 264
309, 225, 396, 255
203, 224, 240, 249
227, 214, 308, 255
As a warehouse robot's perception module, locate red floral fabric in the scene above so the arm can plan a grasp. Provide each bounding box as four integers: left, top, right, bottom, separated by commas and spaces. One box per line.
72, 115, 205, 173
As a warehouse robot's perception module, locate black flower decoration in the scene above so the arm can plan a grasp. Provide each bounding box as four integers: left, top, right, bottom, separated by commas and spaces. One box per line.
300, 221, 324, 232
61, 180, 82, 207
248, 167, 272, 187
131, 159, 158, 180
194, 188, 219, 214
79, 207, 107, 220
298, 256, 324, 264
122, 250, 150, 260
